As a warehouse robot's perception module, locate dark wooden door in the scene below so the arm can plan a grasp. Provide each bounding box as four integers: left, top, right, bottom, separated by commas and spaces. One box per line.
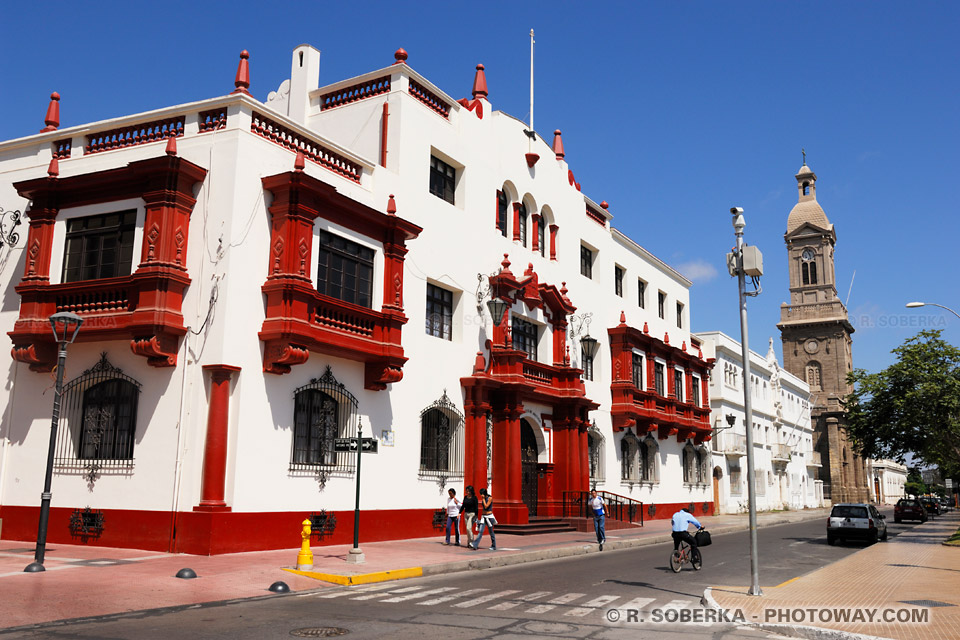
520, 420, 538, 517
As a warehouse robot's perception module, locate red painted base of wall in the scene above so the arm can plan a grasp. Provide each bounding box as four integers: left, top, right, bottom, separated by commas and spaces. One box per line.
0, 505, 449, 555
0, 501, 714, 555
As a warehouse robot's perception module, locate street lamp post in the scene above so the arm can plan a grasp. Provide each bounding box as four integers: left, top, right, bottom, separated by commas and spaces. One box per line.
24, 312, 83, 573
729, 207, 763, 597
906, 301, 960, 320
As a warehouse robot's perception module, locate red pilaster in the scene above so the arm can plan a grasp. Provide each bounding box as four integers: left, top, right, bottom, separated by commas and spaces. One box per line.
549, 224, 558, 260
512, 203, 522, 242
196, 364, 241, 511
578, 419, 589, 490
531, 215, 541, 253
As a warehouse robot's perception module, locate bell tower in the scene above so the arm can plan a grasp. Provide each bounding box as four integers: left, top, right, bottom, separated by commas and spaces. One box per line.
777, 159, 867, 504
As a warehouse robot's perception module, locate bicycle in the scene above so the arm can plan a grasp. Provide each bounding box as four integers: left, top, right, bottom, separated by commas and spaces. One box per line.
669, 539, 702, 572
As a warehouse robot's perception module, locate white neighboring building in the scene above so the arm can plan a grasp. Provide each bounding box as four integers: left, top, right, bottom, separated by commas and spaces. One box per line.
697, 332, 823, 513
867, 460, 907, 504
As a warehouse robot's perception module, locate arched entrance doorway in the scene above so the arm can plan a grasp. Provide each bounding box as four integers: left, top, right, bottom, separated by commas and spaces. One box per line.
520, 419, 539, 516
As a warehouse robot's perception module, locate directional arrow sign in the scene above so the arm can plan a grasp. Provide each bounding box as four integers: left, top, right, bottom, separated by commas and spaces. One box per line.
360, 438, 378, 454
333, 438, 358, 452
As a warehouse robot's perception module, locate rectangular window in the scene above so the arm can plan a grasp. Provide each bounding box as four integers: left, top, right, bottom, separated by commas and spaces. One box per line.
317, 231, 375, 308
62, 210, 137, 283
429, 155, 456, 204
511, 317, 538, 361
582, 345, 594, 381
632, 353, 643, 389
674, 370, 684, 403
537, 217, 545, 257
518, 204, 528, 247
692, 375, 701, 406
580, 245, 593, 279
425, 283, 453, 341
676, 302, 684, 329
654, 362, 665, 396
496, 190, 508, 237
658, 291, 666, 319
637, 279, 646, 309
614, 266, 624, 297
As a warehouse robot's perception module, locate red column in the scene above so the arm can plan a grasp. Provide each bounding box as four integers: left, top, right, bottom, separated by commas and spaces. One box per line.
578, 420, 589, 490
494, 403, 527, 524
549, 224, 558, 260
531, 215, 541, 252
464, 404, 489, 492
512, 203, 522, 242
195, 364, 241, 511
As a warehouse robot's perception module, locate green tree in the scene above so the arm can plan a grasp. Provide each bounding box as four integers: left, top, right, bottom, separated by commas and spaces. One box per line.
845, 330, 960, 476
904, 481, 926, 497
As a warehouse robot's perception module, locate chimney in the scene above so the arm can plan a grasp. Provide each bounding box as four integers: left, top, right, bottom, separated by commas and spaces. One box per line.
289, 44, 321, 123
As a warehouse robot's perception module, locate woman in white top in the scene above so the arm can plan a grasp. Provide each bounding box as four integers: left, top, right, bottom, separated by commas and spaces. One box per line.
444, 488, 461, 545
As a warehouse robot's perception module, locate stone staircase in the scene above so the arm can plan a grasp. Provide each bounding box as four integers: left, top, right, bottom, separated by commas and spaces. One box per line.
496, 517, 577, 536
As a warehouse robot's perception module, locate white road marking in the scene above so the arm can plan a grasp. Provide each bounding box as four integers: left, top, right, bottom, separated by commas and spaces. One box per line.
452, 590, 521, 608
318, 583, 394, 598
488, 591, 552, 610
352, 585, 424, 600
618, 596, 656, 610
417, 588, 488, 606
565, 594, 620, 617
381, 587, 456, 603
525, 592, 586, 614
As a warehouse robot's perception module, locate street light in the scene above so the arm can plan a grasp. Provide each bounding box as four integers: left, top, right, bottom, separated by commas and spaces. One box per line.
906, 301, 960, 320
729, 207, 763, 597
24, 312, 83, 573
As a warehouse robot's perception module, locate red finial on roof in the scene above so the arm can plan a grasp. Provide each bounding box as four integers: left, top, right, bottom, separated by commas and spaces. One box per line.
164, 134, 177, 156
40, 92, 60, 133
501, 253, 511, 271
232, 50, 251, 95
682, 341, 687, 352
387, 194, 397, 215
560, 281, 568, 296
47, 156, 59, 177
619, 311, 627, 326
643, 322, 649, 334
664, 332, 670, 345
524, 263, 535, 278
394, 48, 408, 64
600, 201, 609, 209
294, 151, 305, 172
472, 64, 488, 99
698, 349, 704, 359
552, 130, 565, 160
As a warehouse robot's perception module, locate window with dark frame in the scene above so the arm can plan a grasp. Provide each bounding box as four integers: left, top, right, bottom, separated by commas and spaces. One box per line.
637, 279, 646, 308
580, 245, 593, 279
692, 376, 701, 406
676, 302, 684, 329
537, 216, 545, 257
654, 362, 665, 396
78, 378, 138, 460
317, 231, 374, 308
62, 210, 137, 283
497, 190, 508, 237
292, 389, 340, 467
429, 155, 456, 204
632, 353, 643, 389
658, 291, 666, 319
674, 369, 684, 403
425, 283, 453, 341
582, 344, 594, 381
615, 266, 624, 297
518, 203, 528, 247
511, 317, 539, 361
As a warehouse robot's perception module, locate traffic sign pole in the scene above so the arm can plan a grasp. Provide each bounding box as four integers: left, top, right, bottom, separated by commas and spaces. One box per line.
346, 421, 365, 563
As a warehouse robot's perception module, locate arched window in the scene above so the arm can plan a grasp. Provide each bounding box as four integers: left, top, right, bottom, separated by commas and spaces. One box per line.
588, 424, 605, 484
809, 262, 818, 284
697, 446, 710, 484
682, 443, 696, 483
57, 353, 141, 471
805, 361, 822, 391
419, 391, 464, 478
621, 433, 639, 482
292, 366, 359, 473
802, 182, 810, 196
640, 435, 660, 483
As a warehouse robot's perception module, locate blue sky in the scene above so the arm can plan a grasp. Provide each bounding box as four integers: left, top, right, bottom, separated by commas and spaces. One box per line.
2, 1, 958, 374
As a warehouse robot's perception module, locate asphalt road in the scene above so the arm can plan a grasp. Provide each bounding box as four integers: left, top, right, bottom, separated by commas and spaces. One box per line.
8, 507, 922, 640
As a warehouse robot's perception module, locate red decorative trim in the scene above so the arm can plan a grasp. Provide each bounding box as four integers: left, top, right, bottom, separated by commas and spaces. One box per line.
232, 50, 251, 95
40, 92, 60, 133
408, 78, 450, 118
525, 152, 539, 167
321, 75, 391, 110
85, 117, 184, 155
364, 361, 403, 391
549, 224, 558, 261
380, 102, 389, 167
456, 98, 484, 119
196, 364, 241, 511
251, 112, 362, 183
471, 63, 488, 98
10, 154, 206, 370
198, 108, 227, 132
585, 205, 606, 227
262, 342, 310, 375
552, 129, 565, 160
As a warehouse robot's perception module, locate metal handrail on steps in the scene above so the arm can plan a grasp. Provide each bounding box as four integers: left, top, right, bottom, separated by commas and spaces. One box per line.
562, 490, 644, 526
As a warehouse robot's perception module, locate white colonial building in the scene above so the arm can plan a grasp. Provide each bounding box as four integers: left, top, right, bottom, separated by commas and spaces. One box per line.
867, 460, 907, 505
696, 332, 823, 513
0, 45, 717, 554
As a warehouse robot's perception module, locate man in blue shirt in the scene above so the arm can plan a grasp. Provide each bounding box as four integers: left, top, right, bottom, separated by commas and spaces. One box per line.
671, 507, 703, 555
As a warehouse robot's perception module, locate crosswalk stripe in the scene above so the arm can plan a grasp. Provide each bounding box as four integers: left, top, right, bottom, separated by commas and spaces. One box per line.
662, 598, 693, 609
381, 587, 455, 603
318, 583, 394, 599
564, 594, 620, 617
618, 597, 656, 610
417, 588, 487, 606
525, 604, 556, 614
548, 593, 586, 604
352, 585, 424, 600
581, 595, 620, 608
452, 590, 520, 608
488, 591, 552, 610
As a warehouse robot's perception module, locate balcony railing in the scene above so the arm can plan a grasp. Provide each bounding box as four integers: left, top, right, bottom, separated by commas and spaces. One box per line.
772, 443, 793, 461
712, 432, 747, 456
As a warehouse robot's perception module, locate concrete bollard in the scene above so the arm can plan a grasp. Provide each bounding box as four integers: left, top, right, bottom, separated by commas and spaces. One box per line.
296, 518, 314, 571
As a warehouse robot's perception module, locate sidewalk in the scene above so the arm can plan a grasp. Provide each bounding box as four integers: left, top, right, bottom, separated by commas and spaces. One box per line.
705, 512, 960, 640
0, 506, 827, 631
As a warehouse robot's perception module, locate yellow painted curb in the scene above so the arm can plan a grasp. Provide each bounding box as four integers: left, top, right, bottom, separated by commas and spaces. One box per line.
282, 566, 423, 585
773, 576, 801, 588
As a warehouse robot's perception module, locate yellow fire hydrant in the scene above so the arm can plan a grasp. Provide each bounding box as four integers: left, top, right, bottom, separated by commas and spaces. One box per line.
296, 518, 314, 571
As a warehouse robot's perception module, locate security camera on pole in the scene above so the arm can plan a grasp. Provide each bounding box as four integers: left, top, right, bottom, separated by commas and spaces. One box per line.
727, 207, 764, 597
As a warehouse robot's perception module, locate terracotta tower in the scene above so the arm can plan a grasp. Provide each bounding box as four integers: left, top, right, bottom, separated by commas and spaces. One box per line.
777, 161, 869, 503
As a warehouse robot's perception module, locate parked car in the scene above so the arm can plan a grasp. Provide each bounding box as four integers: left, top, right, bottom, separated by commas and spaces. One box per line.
894, 498, 928, 523
919, 497, 941, 516
827, 503, 888, 545
938, 497, 952, 513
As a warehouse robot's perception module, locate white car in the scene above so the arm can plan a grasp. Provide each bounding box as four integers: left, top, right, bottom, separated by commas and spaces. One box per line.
827, 503, 887, 545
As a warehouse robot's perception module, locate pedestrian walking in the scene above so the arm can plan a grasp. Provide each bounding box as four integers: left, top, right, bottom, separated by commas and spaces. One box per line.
444, 488, 461, 546
588, 489, 607, 550
470, 488, 496, 551
461, 485, 479, 549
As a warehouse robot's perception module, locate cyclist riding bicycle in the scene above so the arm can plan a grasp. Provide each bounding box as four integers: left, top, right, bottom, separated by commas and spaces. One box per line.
671, 507, 703, 558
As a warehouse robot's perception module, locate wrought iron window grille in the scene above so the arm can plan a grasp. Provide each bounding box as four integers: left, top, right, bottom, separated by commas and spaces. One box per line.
418, 390, 464, 481
309, 510, 338, 540
432, 508, 447, 530
290, 366, 359, 476
69, 506, 105, 541
0, 206, 22, 249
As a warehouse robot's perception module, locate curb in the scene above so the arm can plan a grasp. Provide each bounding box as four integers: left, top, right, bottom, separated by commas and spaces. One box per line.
700, 587, 890, 640
295, 510, 829, 585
